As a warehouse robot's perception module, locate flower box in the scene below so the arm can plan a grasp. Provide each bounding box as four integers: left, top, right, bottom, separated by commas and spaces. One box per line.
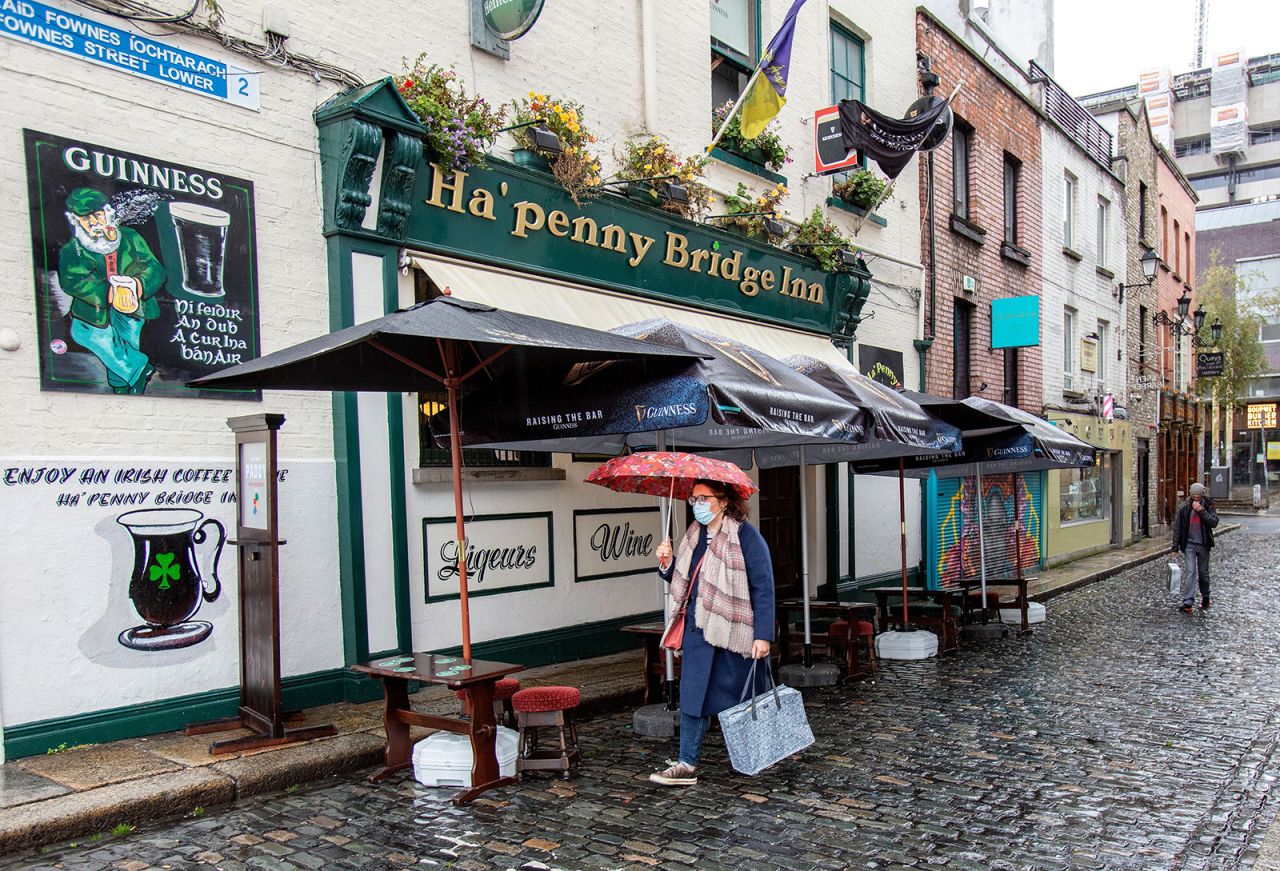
624, 180, 662, 206
510, 148, 552, 172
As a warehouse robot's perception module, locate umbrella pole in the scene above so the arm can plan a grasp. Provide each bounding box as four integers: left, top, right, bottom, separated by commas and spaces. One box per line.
899, 459, 909, 629
657, 431, 677, 710
975, 464, 988, 625
447, 377, 472, 661
799, 447, 812, 669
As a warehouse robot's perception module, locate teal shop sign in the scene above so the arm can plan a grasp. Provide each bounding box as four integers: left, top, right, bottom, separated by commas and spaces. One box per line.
404, 159, 846, 335
483, 0, 546, 40
991, 295, 1040, 348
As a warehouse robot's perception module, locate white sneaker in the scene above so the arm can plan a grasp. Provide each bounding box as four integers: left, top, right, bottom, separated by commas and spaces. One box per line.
649, 759, 697, 786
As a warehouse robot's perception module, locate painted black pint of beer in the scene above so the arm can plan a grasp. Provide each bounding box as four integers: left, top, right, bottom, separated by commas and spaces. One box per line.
169, 202, 231, 298
116, 508, 225, 651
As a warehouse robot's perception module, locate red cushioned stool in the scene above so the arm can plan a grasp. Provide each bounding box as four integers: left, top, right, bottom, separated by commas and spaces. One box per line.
827, 619, 877, 677
511, 686, 581, 779
456, 677, 521, 728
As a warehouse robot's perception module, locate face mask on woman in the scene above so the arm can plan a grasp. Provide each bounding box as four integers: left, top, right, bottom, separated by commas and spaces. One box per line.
692, 501, 717, 525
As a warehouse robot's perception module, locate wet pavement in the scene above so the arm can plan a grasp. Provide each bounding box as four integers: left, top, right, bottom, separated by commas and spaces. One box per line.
5, 519, 1280, 870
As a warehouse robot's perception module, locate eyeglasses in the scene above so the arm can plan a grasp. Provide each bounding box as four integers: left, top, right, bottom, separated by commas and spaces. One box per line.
687, 495, 720, 506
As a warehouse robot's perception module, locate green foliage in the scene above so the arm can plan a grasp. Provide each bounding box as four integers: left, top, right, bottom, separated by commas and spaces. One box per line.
510, 91, 603, 205
791, 206, 852, 273
395, 57, 507, 176
712, 101, 791, 171
285, 784, 301, 794
614, 135, 713, 219
1194, 251, 1275, 410
46, 741, 94, 754
110, 823, 136, 837
832, 168, 889, 211
719, 181, 788, 238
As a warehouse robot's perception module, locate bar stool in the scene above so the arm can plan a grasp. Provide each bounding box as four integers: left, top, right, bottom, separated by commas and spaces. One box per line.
455, 677, 521, 728
511, 686, 582, 779
827, 619, 877, 676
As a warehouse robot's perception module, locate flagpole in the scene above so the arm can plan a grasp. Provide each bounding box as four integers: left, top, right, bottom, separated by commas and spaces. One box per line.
706, 62, 768, 155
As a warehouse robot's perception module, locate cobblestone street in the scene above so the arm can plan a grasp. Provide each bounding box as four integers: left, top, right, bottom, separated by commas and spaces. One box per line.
7, 519, 1280, 871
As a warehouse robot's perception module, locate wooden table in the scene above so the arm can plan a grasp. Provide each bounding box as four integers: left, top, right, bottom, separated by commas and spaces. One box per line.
952, 576, 1035, 633
775, 599, 878, 664
351, 653, 523, 804
621, 622, 679, 705
863, 584, 963, 654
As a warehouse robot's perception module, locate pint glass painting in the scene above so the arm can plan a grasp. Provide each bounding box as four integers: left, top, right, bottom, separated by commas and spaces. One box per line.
23, 129, 261, 399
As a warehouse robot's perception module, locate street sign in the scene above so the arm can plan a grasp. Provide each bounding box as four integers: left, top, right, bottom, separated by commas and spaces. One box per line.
990, 295, 1040, 348
1247, 403, 1277, 429
813, 104, 860, 175
1196, 351, 1225, 377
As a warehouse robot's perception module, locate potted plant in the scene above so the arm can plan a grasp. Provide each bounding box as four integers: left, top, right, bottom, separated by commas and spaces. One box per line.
832, 167, 889, 213
395, 57, 507, 176
790, 206, 853, 273
612, 135, 712, 219
718, 181, 788, 242
509, 91, 603, 204
711, 101, 791, 172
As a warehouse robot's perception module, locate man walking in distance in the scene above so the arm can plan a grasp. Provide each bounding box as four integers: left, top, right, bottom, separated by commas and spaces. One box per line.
1172, 482, 1220, 614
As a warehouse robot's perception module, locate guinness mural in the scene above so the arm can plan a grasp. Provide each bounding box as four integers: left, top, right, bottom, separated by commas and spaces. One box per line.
23, 130, 261, 399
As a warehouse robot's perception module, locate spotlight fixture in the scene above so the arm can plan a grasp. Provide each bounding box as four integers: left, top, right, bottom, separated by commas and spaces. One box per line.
497, 118, 563, 155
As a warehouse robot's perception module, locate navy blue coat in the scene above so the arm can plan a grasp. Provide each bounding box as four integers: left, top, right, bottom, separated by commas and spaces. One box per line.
660, 521, 776, 718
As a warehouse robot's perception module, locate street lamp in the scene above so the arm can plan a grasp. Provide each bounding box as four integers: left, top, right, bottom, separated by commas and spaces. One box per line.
1176, 290, 1191, 320
1193, 303, 1207, 333
1115, 246, 1159, 303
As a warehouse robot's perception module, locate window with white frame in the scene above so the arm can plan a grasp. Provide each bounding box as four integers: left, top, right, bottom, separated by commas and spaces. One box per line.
1064, 307, 1077, 389
1063, 173, 1077, 249
1097, 196, 1110, 268
1175, 335, 1184, 391
1096, 321, 1109, 385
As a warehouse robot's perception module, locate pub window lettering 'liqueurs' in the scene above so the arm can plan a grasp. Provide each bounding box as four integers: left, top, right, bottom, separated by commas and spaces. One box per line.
423, 165, 824, 305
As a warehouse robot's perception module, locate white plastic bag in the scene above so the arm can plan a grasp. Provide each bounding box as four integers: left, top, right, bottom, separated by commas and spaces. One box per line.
1168, 561, 1181, 596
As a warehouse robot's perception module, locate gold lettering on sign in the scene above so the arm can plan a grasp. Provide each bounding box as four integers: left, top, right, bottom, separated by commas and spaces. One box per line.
689, 248, 710, 274
511, 201, 545, 238
739, 267, 759, 297
719, 250, 742, 281
807, 282, 823, 304
663, 232, 690, 268
426, 164, 467, 214
628, 232, 655, 267
760, 269, 775, 291
571, 216, 599, 246
547, 210, 571, 237
469, 188, 496, 220
600, 224, 626, 253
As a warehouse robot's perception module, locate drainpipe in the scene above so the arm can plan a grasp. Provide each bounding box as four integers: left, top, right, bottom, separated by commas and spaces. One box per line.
640, 0, 659, 133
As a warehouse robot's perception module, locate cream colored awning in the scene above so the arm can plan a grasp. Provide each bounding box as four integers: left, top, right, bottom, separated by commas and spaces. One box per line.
407, 252, 852, 368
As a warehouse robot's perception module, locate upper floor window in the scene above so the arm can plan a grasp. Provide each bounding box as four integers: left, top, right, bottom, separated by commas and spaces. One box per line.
1174, 136, 1210, 157
1003, 154, 1020, 245
829, 23, 864, 104
710, 0, 758, 111
1138, 181, 1149, 241
1160, 206, 1169, 260
1063, 172, 1077, 249
1173, 219, 1181, 275
952, 121, 972, 220
1184, 231, 1192, 279
1097, 196, 1110, 268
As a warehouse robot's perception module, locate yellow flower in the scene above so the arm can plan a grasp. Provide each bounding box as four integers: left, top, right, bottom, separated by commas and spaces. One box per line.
551, 103, 562, 113
528, 90, 537, 98
643, 163, 652, 171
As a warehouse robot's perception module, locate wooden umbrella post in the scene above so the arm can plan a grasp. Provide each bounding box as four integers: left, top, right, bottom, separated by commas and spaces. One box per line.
444, 345, 472, 662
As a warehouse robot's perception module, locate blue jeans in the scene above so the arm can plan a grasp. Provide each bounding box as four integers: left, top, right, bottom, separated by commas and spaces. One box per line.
679, 714, 710, 767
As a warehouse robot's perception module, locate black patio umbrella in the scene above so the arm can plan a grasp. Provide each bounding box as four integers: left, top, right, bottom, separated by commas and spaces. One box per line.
188, 295, 705, 659
752, 355, 963, 667
852, 395, 1096, 630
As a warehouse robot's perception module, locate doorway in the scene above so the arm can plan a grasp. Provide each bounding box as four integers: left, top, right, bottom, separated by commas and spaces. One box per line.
757, 465, 802, 600
1109, 452, 1123, 545
1136, 440, 1150, 538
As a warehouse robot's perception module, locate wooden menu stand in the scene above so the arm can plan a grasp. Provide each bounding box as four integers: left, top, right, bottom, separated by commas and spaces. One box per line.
185, 414, 335, 754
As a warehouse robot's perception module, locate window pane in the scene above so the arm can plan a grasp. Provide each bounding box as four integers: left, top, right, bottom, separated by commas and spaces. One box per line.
1097, 198, 1108, 267
1060, 459, 1108, 523
1003, 157, 1018, 244
710, 0, 754, 62
830, 24, 863, 103
1063, 309, 1075, 372
953, 127, 969, 218
1063, 175, 1075, 247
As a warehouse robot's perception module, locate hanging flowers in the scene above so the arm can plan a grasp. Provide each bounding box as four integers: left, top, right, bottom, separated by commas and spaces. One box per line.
613, 135, 713, 219
720, 181, 789, 239
711, 101, 791, 172
509, 91, 603, 205
395, 56, 507, 176
791, 206, 853, 273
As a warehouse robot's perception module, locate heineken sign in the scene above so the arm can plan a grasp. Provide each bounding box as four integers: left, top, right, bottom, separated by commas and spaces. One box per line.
406, 159, 847, 336
483, 0, 546, 40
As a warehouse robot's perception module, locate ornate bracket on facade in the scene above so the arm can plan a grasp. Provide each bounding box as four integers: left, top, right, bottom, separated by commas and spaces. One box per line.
315, 78, 424, 238
830, 259, 874, 348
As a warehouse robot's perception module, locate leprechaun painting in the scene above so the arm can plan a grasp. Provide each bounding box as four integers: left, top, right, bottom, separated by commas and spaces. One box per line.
57, 186, 167, 395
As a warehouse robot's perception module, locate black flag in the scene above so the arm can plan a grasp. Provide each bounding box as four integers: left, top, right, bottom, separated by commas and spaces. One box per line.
838, 97, 952, 179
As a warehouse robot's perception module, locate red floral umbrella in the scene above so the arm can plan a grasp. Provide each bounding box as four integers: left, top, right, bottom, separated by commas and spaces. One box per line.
585, 451, 758, 501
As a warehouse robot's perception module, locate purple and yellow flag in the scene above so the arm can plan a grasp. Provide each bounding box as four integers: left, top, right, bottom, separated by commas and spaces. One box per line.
737, 0, 808, 140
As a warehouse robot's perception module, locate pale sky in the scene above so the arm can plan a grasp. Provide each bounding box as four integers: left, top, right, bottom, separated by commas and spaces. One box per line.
1054, 0, 1280, 98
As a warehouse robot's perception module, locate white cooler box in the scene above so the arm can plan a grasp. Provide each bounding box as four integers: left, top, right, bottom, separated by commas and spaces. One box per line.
412, 726, 519, 788
999, 601, 1046, 625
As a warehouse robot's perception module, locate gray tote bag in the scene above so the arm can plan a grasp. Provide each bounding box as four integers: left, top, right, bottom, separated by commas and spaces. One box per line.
717, 659, 814, 776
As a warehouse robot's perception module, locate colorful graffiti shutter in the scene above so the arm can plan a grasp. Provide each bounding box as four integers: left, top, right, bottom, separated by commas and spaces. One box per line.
930, 472, 1044, 588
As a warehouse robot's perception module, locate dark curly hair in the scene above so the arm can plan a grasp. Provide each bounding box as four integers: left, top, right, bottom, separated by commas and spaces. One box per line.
694, 478, 749, 522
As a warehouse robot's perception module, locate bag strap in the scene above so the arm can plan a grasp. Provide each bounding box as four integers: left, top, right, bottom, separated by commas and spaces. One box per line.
738, 658, 784, 720
674, 551, 708, 611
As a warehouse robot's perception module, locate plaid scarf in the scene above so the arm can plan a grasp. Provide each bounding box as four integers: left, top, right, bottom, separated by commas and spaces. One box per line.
669, 516, 756, 656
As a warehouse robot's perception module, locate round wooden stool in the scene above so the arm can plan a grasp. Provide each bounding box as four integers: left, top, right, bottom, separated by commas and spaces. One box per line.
828, 619, 877, 676
511, 686, 582, 779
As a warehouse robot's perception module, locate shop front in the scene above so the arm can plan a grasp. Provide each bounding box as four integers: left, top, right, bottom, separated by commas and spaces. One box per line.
1158, 392, 1201, 524
1044, 412, 1132, 565
314, 82, 890, 667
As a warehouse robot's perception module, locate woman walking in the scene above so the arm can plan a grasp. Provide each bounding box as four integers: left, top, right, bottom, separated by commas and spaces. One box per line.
650, 478, 775, 786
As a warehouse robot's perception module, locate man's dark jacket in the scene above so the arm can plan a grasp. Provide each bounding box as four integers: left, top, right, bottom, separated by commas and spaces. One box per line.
1172, 498, 1220, 551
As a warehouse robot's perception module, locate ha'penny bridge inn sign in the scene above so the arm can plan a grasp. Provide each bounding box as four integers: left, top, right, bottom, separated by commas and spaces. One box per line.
314, 80, 873, 344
